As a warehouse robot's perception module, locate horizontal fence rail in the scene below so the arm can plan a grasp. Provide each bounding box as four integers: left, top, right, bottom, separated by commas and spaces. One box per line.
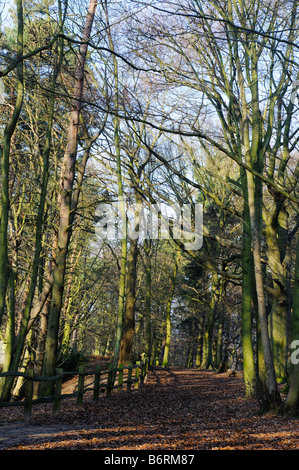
0, 359, 149, 421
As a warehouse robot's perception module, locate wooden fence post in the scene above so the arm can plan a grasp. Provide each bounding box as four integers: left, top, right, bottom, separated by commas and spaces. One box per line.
93, 366, 101, 400
53, 368, 63, 414
77, 365, 85, 406
24, 364, 34, 421
107, 365, 114, 397
134, 361, 140, 389
118, 365, 124, 392
0, 358, 151, 418
140, 361, 146, 385
127, 363, 133, 390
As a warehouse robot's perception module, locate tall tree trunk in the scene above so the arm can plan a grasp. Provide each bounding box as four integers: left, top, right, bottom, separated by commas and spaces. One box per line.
0, 0, 64, 401
2, 38, 65, 403
264, 207, 289, 383
60, 228, 81, 355
215, 304, 224, 370
103, 2, 128, 368
241, 172, 256, 397
118, 237, 138, 365
246, 168, 281, 408
195, 326, 203, 368
33, 299, 50, 399
0, 0, 23, 325
201, 272, 220, 369
144, 239, 152, 360
236, 36, 281, 408
283, 234, 299, 416
162, 253, 178, 368
0, 270, 15, 396
41, 0, 97, 388
118, 190, 144, 364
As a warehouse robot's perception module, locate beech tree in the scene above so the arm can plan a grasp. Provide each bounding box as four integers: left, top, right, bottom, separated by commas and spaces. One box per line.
40, 0, 98, 393
0, 0, 67, 400
125, 0, 299, 409
1, 0, 299, 418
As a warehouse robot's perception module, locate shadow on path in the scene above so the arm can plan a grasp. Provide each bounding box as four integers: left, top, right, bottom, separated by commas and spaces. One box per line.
0, 368, 298, 450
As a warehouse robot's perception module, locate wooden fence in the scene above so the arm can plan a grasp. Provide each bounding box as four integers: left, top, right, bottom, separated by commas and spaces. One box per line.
0, 359, 149, 421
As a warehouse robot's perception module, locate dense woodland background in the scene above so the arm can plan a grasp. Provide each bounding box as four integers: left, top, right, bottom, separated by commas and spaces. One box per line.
0, 0, 299, 417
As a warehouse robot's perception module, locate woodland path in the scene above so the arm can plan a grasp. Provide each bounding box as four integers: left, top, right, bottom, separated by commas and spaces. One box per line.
0, 367, 298, 450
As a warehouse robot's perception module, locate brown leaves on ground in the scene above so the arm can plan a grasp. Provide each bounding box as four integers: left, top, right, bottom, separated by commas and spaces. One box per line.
0, 367, 298, 450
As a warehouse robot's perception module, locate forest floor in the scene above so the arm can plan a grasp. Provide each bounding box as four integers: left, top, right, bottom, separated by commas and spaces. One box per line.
0, 362, 299, 451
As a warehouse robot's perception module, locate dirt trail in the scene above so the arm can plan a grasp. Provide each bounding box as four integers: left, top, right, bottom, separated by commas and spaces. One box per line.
0, 367, 298, 450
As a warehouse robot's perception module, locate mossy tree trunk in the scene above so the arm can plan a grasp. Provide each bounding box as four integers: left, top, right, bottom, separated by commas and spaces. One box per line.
283, 234, 299, 416
201, 272, 222, 370
118, 191, 143, 365
240, 171, 256, 397
144, 239, 152, 361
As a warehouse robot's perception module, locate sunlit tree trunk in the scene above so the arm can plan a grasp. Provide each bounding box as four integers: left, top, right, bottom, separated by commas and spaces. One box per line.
144, 239, 152, 360
246, 167, 281, 407
195, 327, 203, 368
102, 2, 128, 368
0, 0, 65, 401
0, 270, 15, 395
265, 207, 289, 383
41, 0, 97, 389
241, 172, 256, 397
33, 300, 49, 399
0, 0, 23, 325
201, 272, 221, 369
162, 253, 178, 368
214, 302, 224, 370
4, 34, 64, 403
236, 30, 281, 407
118, 191, 142, 364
